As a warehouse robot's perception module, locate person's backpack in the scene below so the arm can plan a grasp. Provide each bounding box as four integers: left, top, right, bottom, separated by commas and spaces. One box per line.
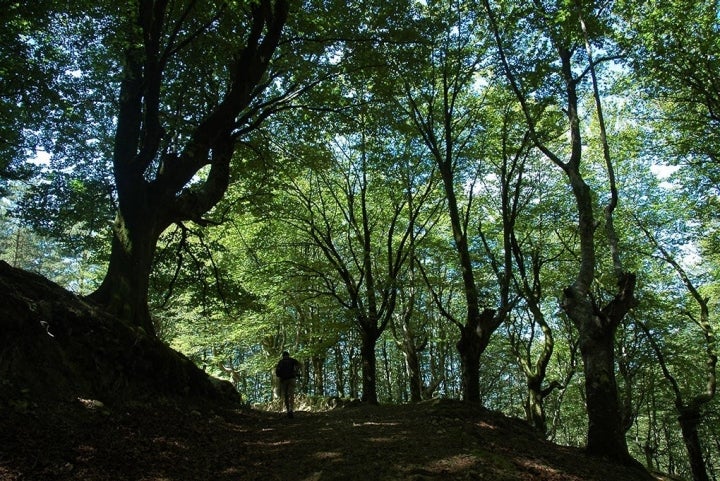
275, 358, 297, 380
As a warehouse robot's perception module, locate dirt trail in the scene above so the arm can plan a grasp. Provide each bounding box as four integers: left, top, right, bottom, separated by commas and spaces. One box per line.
0, 398, 655, 481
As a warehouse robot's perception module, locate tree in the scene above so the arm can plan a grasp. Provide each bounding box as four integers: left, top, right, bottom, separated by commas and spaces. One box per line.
635, 220, 717, 481
82, 0, 290, 335
280, 104, 439, 403
617, 2, 720, 475
483, 0, 638, 462
508, 210, 565, 435
391, 271, 430, 402
472, 87, 568, 432
396, 1, 512, 403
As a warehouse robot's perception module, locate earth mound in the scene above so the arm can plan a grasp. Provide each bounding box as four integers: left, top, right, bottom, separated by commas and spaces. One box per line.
0, 260, 237, 408
0, 262, 658, 481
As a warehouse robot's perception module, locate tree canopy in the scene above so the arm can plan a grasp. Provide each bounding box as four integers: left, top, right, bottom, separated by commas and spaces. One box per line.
2, 0, 720, 478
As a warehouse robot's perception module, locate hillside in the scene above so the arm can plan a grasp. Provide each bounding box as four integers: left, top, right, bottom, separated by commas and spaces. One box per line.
0, 262, 657, 481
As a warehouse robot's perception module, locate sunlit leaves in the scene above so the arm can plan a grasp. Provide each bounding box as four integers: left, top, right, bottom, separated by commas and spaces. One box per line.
3, 0, 720, 473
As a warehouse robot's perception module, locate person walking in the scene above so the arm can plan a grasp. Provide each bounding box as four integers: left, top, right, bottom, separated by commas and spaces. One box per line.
275, 351, 301, 418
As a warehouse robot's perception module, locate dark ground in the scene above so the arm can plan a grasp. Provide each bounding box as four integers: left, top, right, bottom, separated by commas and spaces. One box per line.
0, 261, 661, 480
2, 397, 660, 481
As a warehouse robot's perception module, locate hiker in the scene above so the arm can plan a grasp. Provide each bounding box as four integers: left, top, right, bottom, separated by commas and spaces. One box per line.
275, 351, 301, 418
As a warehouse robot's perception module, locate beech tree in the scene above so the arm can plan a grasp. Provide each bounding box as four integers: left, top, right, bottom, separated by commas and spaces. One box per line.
280, 103, 439, 403
618, 3, 720, 475
396, 1, 513, 403
80, 1, 290, 335
635, 214, 717, 481
483, 0, 637, 462
503, 159, 569, 434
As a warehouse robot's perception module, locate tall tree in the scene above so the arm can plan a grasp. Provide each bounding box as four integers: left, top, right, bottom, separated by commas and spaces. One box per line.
618, 2, 720, 474
391, 274, 430, 403
280, 106, 438, 403
504, 167, 569, 434
82, 0, 290, 335
397, 0, 511, 402
636, 221, 717, 481
483, 0, 637, 462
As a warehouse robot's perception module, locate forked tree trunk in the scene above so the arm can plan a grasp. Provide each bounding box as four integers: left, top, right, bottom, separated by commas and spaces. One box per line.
403, 345, 423, 402
483, 0, 639, 463
578, 317, 626, 458
87, 0, 288, 333
524, 375, 566, 436
456, 309, 496, 402
563, 272, 637, 463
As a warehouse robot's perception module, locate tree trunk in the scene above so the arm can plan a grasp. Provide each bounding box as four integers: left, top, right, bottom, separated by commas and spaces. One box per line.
360, 328, 379, 404
457, 323, 481, 403
638, 226, 717, 480
403, 345, 423, 402
560, 142, 636, 464
483, 0, 639, 463
87, 0, 289, 333
87, 209, 164, 336
333, 345, 345, 396
678, 407, 710, 481
438, 156, 502, 403
312, 355, 325, 396
525, 377, 547, 435
394, 313, 426, 402
563, 274, 637, 463
578, 319, 627, 459
456, 309, 496, 402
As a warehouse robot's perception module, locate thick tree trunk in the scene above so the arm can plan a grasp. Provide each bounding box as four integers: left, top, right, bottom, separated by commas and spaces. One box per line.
525, 377, 547, 435
564, 273, 637, 463
88, 0, 289, 334
87, 209, 164, 336
484, 0, 639, 463
360, 330, 379, 404
562, 159, 636, 464
579, 321, 627, 459
457, 324, 482, 403
456, 309, 496, 402
678, 408, 710, 481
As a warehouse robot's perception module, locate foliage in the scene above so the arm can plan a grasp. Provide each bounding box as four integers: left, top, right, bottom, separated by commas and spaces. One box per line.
3, 0, 720, 477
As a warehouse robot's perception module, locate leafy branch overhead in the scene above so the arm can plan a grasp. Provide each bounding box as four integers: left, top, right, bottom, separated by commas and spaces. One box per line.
3, 1, 720, 479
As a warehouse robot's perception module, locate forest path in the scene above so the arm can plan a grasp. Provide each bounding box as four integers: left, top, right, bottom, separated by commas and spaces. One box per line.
214, 400, 650, 481
3, 398, 655, 481
238, 402, 489, 481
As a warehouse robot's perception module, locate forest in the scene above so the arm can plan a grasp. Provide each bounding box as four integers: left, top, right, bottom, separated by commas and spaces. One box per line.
1, 0, 719, 480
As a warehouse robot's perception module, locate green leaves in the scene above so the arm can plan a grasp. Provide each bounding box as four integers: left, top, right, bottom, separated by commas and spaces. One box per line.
3, 0, 720, 472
